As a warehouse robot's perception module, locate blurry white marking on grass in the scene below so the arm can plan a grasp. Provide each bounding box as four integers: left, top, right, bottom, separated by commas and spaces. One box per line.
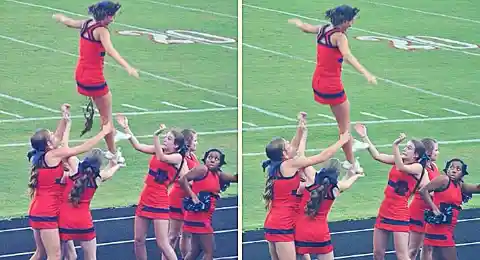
358, 0, 480, 24
0, 110, 23, 118
401, 109, 428, 118
121, 104, 149, 111
317, 113, 336, 121
442, 108, 468, 116
143, 0, 237, 19
0, 93, 58, 113
360, 112, 388, 120
161, 101, 187, 109
242, 121, 257, 127
201, 100, 227, 108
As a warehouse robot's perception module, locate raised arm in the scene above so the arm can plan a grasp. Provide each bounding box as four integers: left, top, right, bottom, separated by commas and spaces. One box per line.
288, 18, 322, 34
98, 161, 124, 183
462, 183, 480, 194
53, 104, 71, 143
392, 133, 423, 176
287, 131, 350, 169
355, 123, 395, 165
290, 112, 307, 153
337, 171, 364, 193
52, 14, 85, 29
116, 114, 155, 154
152, 126, 182, 165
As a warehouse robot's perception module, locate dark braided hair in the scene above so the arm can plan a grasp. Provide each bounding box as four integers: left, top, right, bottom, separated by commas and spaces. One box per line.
27, 129, 50, 198
325, 5, 360, 27
166, 130, 188, 187
410, 139, 428, 195
68, 149, 103, 207
88, 1, 121, 21
261, 138, 286, 209
305, 159, 340, 217
443, 158, 472, 203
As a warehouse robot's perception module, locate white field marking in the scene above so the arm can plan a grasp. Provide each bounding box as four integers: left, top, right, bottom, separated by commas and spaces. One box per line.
242, 104, 296, 121
401, 109, 428, 118
0, 110, 23, 118
242, 216, 480, 245
0, 127, 238, 148
0, 229, 238, 258
0, 107, 236, 124
81, 105, 99, 113
0, 93, 58, 113
358, 0, 480, 24
0, 205, 237, 233
201, 100, 227, 108
0, 34, 286, 122
334, 241, 480, 259
143, 0, 237, 19
242, 3, 480, 57
442, 107, 469, 116
317, 113, 336, 120
242, 121, 257, 127
243, 43, 480, 109
161, 101, 187, 110
6, 0, 237, 51
360, 111, 388, 120
121, 103, 149, 111
242, 138, 480, 157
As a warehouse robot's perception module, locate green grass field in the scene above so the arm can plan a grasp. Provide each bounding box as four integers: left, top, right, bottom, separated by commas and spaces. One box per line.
242, 0, 480, 230
0, 0, 238, 218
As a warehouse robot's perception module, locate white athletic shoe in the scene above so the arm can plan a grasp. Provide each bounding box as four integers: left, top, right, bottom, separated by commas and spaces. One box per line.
114, 130, 131, 143
352, 139, 370, 152
342, 158, 364, 173
104, 147, 126, 164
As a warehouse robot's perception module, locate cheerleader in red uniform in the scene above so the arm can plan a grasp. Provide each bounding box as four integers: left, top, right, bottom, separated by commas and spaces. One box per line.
58, 148, 124, 259
168, 129, 200, 258
179, 148, 238, 260
355, 124, 429, 260
295, 159, 363, 260
262, 115, 350, 260
116, 114, 184, 260
288, 5, 376, 175
420, 159, 480, 260
28, 106, 112, 260
52, 1, 138, 163
408, 138, 440, 259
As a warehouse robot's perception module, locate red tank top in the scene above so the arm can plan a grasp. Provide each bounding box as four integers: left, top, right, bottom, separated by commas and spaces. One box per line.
62, 173, 97, 208
185, 153, 200, 169
379, 165, 420, 218
75, 19, 106, 81
269, 169, 301, 212
412, 163, 441, 202
191, 169, 221, 195
432, 179, 463, 226
141, 155, 178, 204
314, 24, 344, 78
298, 184, 336, 221
34, 159, 64, 198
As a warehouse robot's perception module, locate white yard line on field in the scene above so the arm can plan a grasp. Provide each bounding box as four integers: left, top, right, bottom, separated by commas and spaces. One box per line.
358, 0, 480, 24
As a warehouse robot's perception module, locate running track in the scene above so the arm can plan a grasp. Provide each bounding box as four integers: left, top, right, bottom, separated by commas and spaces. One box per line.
243, 208, 480, 259
0, 196, 238, 259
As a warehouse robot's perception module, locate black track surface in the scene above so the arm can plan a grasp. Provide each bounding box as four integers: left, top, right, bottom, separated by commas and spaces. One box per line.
0, 196, 238, 260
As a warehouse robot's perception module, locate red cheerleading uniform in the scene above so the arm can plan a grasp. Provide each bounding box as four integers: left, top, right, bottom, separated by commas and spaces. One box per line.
169, 153, 200, 220
409, 163, 441, 232
375, 166, 420, 233
28, 158, 65, 230
183, 169, 220, 234
294, 185, 336, 255
135, 155, 178, 220
58, 173, 98, 241
75, 19, 109, 97
424, 179, 462, 247
263, 166, 302, 242
312, 24, 346, 106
